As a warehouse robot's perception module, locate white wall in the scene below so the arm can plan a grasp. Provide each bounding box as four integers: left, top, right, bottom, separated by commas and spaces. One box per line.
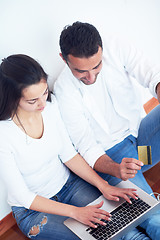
0, 0, 160, 220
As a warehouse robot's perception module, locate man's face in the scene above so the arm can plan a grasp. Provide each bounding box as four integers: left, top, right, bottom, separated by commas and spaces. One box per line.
66, 47, 103, 85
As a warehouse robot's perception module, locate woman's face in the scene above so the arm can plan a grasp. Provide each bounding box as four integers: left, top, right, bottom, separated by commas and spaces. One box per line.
18, 79, 48, 113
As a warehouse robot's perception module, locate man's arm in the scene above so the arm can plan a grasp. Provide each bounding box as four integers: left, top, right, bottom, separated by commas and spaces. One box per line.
54, 81, 106, 167
55, 78, 143, 181
94, 154, 143, 181
65, 153, 138, 202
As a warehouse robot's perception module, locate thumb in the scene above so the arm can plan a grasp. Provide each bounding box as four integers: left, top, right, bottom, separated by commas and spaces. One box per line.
95, 200, 104, 209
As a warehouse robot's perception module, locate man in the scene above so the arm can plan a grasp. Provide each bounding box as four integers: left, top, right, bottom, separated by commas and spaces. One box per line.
54, 22, 160, 239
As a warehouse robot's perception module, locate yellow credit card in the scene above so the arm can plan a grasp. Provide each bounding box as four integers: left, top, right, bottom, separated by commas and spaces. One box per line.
138, 146, 152, 165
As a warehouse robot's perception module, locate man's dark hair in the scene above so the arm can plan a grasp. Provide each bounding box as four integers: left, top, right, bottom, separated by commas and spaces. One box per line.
0, 54, 50, 120
60, 21, 103, 61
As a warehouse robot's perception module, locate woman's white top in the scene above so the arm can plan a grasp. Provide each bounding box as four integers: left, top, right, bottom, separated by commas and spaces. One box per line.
0, 99, 77, 208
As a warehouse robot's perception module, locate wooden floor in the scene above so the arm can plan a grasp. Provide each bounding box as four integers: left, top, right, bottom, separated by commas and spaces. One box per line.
143, 161, 160, 194
0, 162, 160, 240
0, 224, 28, 240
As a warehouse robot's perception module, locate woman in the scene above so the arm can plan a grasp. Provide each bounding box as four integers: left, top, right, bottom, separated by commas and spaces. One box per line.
0, 54, 147, 240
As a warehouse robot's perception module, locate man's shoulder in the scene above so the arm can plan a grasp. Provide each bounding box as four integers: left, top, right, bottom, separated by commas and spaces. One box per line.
102, 34, 134, 56
54, 66, 79, 96
45, 96, 59, 113
56, 65, 72, 83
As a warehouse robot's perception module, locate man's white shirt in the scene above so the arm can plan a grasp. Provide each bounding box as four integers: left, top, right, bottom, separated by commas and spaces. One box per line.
54, 36, 160, 167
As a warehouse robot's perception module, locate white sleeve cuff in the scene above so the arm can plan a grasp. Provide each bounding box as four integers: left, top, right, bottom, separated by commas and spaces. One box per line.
83, 147, 105, 168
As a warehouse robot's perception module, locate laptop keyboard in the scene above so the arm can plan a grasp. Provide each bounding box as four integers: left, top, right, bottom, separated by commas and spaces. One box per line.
86, 197, 151, 240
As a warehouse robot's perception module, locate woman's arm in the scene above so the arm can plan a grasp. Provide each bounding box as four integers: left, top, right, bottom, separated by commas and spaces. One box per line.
30, 194, 111, 228
30, 154, 138, 228
65, 154, 138, 203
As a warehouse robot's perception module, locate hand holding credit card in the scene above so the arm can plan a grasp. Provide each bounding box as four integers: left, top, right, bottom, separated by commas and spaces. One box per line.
138, 146, 152, 165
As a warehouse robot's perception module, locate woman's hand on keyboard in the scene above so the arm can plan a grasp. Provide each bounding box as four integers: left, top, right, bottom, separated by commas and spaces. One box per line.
100, 182, 138, 204
72, 200, 111, 228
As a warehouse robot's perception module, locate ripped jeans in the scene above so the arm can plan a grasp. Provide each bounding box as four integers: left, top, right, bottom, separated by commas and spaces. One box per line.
12, 171, 102, 240
11, 168, 159, 240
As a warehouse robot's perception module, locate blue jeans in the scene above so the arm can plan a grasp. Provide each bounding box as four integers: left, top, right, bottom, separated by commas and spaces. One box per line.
12, 105, 160, 240
12, 172, 102, 240
137, 104, 160, 172
100, 104, 160, 240
102, 135, 159, 240
12, 172, 152, 240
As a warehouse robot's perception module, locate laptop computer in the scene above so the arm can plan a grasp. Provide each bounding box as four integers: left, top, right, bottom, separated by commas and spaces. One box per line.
64, 180, 160, 240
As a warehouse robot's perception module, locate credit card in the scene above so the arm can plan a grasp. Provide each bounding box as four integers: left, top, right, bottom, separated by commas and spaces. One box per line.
138, 146, 152, 165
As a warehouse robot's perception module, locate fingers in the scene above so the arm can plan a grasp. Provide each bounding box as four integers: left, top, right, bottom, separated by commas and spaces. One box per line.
85, 187, 138, 228
120, 192, 138, 204
103, 184, 138, 203
124, 169, 138, 175
93, 211, 111, 221
123, 170, 138, 180
89, 217, 111, 228
120, 158, 144, 180
123, 158, 144, 169
114, 188, 138, 204
105, 194, 120, 202
87, 202, 112, 228
88, 210, 112, 228
94, 200, 104, 208
126, 188, 139, 199
122, 172, 137, 181
93, 201, 111, 218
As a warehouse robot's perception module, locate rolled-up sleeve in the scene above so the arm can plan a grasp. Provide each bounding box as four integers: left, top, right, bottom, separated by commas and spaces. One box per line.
54, 85, 105, 168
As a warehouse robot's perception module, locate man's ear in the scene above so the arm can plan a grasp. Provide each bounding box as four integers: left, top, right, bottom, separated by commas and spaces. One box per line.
59, 53, 67, 64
